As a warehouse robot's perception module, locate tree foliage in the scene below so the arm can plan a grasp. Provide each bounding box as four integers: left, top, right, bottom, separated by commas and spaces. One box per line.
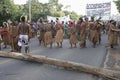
0, 0, 18, 26
114, 0, 120, 13
0, 0, 80, 23
70, 11, 79, 20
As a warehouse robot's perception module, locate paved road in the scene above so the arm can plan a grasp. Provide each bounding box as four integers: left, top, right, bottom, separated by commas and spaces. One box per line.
0, 34, 108, 80
104, 45, 120, 71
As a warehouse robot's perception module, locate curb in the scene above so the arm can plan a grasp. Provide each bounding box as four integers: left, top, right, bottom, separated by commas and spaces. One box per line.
103, 47, 120, 71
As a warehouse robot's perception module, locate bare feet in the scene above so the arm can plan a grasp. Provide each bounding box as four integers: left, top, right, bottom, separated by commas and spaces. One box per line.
55, 46, 59, 48
74, 46, 77, 48
69, 47, 72, 49
59, 46, 62, 48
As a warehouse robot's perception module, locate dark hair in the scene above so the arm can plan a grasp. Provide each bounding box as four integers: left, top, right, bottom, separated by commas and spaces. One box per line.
21, 16, 25, 22
110, 20, 114, 23
56, 18, 59, 22
56, 18, 59, 20
39, 19, 43, 23
85, 17, 88, 21
113, 21, 116, 26
79, 17, 83, 22
110, 20, 116, 26
4, 23, 7, 27
51, 20, 53, 22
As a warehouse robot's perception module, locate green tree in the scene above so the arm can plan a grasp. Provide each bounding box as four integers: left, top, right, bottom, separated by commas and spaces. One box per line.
24, 0, 43, 21
21, 0, 80, 21
0, 0, 18, 26
48, 0, 64, 17
63, 5, 80, 20
14, 5, 26, 22
41, 3, 52, 19
70, 11, 79, 20
63, 11, 70, 16
114, 0, 120, 13
25, 0, 65, 20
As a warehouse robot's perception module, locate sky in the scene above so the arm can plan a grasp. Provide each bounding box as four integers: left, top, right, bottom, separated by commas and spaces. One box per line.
14, 0, 119, 15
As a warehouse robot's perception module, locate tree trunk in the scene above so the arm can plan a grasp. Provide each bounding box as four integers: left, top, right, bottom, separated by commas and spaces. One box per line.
0, 51, 120, 80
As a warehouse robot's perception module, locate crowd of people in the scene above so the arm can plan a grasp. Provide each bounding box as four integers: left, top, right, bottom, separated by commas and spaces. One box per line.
0, 16, 120, 54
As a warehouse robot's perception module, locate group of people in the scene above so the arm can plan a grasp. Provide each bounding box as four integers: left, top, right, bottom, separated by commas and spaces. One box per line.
37, 18, 64, 48
0, 16, 30, 54
36, 17, 120, 49
0, 16, 120, 54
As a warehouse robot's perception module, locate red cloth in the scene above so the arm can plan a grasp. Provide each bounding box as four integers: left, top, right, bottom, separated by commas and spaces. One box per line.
69, 21, 75, 27
1, 29, 10, 37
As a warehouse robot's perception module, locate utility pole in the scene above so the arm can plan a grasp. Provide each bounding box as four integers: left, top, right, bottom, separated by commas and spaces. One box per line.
29, 0, 31, 22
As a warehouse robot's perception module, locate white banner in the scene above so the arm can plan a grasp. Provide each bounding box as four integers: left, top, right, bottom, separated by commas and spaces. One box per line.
86, 2, 111, 19
47, 15, 70, 23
